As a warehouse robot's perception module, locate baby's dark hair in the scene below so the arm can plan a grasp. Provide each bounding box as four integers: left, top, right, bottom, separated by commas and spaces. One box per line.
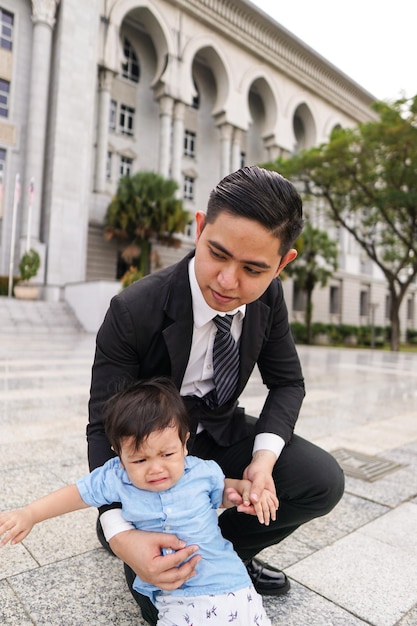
206, 165, 304, 256
104, 377, 189, 456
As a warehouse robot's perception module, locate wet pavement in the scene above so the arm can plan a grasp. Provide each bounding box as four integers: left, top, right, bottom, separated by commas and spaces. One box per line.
1, 314, 417, 625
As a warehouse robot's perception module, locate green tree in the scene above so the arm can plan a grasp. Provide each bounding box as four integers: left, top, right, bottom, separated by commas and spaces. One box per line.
269, 95, 417, 351
286, 222, 338, 344
105, 171, 190, 277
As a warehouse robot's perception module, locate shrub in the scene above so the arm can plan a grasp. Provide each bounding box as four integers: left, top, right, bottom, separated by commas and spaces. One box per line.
290, 322, 307, 344
120, 265, 143, 289
406, 329, 417, 344
18, 248, 40, 282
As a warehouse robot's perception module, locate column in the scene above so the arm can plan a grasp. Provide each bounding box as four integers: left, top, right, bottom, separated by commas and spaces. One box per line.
22, 0, 59, 246
158, 95, 174, 179
231, 127, 243, 172
171, 101, 185, 186
219, 123, 233, 178
95, 68, 114, 192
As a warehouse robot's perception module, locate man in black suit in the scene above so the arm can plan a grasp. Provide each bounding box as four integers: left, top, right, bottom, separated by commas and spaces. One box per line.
87, 166, 344, 625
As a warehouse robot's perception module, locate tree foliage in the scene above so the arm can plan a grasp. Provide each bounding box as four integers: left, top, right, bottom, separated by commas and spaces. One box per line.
105, 171, 190, 277
269, 96, 417, 351
286, 222, 338, 344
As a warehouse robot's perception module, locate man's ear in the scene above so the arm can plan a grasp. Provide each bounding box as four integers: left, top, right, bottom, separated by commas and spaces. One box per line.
195, 211, 206, 244
276, 248, 298, 276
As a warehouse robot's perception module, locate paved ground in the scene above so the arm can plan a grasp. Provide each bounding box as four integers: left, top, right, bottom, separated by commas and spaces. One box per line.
1, 317, 417, 625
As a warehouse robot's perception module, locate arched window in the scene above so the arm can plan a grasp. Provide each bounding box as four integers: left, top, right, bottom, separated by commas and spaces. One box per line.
122, 38, 140, 83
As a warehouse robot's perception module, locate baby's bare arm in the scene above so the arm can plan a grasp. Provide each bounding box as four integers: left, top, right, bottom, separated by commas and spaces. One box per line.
0, 485, 88, 546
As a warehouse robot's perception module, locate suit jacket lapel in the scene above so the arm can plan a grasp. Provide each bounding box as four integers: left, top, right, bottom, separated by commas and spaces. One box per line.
162, 253, 194, 388
238, 299, 270, 393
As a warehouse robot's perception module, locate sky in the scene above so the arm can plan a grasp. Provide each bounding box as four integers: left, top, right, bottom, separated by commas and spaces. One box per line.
250, 0, 416, 102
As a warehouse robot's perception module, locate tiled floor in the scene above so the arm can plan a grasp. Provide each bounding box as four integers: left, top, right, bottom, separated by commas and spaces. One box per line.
1, 325, 417, 625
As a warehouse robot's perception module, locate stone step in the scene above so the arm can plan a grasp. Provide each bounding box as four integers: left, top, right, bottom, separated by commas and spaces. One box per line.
0, 297, 85, 334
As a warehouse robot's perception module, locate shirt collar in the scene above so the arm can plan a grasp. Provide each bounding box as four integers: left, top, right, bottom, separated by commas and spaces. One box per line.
189, 257, 246, 329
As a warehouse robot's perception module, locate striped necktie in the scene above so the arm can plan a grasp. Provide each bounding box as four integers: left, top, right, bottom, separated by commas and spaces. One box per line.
206, 314, 240, 408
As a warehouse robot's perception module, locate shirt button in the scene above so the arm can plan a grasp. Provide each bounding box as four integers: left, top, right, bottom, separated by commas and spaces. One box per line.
166, 507, 172, 514
166, 525, 171, 531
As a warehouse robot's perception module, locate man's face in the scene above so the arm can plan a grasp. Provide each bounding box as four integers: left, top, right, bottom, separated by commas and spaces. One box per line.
194, 211, 296, 312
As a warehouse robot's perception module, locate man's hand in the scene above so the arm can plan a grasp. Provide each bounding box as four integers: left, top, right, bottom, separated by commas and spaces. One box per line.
109, 529, 201, 591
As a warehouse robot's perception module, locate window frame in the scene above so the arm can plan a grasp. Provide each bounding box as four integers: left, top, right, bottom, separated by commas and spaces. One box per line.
0, 9, 13, 51
329, 285, 341, 315
109, 99, 117, 131
119, 104, 135, 136
121, 38, 140, 84
120, 155, 133, 177
183, 175, 195, 200
184, 130, 196, 158
0, 79, 10, 118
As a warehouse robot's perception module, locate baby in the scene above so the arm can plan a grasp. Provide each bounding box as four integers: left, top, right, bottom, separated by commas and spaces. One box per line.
0, 377, 277, 625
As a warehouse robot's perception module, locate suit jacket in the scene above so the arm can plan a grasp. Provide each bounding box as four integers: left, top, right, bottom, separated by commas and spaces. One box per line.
87, 251, 305, 472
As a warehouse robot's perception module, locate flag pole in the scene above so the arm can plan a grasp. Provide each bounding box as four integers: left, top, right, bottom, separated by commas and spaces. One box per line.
0, 170, 4, 219
8, 173, 21, 298
26, 177, 34, 252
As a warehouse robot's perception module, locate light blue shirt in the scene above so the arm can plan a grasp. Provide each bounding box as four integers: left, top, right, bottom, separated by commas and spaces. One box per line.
77, 455, 251, 602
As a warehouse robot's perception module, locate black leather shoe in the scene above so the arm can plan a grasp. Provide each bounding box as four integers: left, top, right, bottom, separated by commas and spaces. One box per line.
246, 558, 290, 596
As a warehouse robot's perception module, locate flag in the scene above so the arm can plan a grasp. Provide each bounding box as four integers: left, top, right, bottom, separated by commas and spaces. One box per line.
29, 177, 34, 205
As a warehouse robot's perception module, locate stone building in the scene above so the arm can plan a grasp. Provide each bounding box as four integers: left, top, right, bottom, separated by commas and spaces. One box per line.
0, 0, 415, 336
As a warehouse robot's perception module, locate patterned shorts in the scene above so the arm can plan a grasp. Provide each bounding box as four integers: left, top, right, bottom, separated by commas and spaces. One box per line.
155, 584, 271, 625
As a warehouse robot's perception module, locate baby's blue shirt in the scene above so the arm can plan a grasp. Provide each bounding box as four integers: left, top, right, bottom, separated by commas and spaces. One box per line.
76, 455, 251, 602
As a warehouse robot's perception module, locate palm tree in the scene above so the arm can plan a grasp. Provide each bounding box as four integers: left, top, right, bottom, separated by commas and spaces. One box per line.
286, 222, 338, 344
105, 171, 190, 277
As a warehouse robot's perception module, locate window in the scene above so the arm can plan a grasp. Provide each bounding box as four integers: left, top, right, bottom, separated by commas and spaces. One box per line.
0, 9, 13, 51
184, 130, 196, 158
120, 156, 133, 177
385, 294, 391, 319
106, 152, 112, 180
109, 100, 117, 131
0, 147, 6, 215
359, 290, 369, 317
122, 39, 140, 83
329, 285, 340, 315
183, 175, 195, 200
407, 296, 414, 322
119, 104, 135, 136
185, 221, 193, 238
191, 81, 200, 109
293, 284, 306, 312
0, 79, 10, 117
0, 147, 6, 174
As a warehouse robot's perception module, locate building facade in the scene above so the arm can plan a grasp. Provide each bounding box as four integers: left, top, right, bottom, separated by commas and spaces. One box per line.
0, 0, 415, 336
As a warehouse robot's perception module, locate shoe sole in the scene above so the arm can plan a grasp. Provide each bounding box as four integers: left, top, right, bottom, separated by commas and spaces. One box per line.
256, 578, 291, 596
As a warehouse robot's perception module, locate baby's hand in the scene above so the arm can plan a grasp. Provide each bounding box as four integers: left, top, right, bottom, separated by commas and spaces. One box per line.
224, 481, 278, 525
0, 509, 34, 546
249, 488, 278, 526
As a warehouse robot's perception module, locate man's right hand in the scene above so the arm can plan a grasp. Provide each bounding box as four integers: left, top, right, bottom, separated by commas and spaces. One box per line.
109, 529, 201, 590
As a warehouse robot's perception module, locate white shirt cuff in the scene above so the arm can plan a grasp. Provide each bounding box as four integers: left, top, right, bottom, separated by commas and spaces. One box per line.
253, 433, 285, 460
100, 508, 135, 542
